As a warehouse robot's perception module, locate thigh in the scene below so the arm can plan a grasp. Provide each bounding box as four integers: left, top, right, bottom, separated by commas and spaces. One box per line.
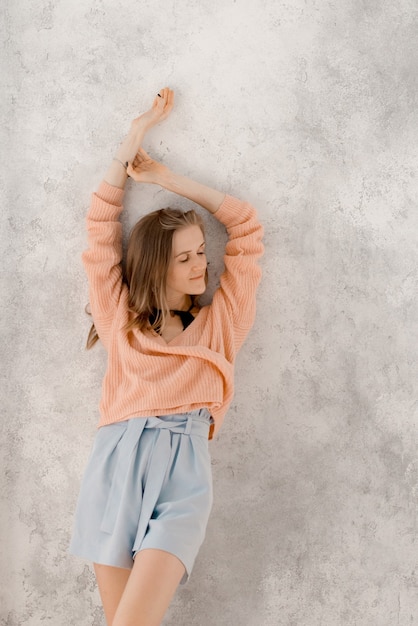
112, 549, 185, 626
94, 563, 131, 626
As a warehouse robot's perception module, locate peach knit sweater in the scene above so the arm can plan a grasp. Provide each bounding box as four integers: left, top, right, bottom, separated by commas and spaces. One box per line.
83, 181, 264, 439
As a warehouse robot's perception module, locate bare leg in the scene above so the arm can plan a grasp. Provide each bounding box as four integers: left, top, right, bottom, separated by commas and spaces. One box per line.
94, 563, 131, 626
112, 548, 186, 626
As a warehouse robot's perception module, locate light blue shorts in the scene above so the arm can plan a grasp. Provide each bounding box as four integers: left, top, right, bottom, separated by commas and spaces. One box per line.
69, 408, 213, 584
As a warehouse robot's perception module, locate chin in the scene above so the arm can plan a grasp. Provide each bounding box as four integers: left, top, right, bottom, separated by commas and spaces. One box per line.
189, 285, 206, 296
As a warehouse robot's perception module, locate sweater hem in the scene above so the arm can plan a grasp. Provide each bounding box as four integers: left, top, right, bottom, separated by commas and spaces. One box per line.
96, 403, 222, 429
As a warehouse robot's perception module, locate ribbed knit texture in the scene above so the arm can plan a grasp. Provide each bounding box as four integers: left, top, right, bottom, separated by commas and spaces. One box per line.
82, 181, 264, 439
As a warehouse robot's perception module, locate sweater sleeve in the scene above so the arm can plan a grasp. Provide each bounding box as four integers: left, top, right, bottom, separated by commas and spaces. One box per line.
211, 194, 264, 352
81, 181, 126, 349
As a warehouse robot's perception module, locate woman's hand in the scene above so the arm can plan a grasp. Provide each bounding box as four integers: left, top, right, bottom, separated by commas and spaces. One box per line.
127, 148, 171, 185
131, 87, 174, 135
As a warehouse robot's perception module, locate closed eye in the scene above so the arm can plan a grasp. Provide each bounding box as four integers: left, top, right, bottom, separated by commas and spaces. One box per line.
179, 251, 206, 263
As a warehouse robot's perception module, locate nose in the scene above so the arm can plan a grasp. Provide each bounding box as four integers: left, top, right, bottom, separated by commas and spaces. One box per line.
192, 255, 207, 271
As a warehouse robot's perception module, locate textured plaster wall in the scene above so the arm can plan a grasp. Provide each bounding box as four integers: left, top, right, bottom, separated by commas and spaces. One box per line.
2, 0, 418, 624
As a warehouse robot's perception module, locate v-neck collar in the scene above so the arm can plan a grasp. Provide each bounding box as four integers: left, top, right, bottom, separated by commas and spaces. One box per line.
144, 307, 207, 347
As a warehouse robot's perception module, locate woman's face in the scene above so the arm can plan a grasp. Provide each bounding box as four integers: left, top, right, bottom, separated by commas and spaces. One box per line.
166, 225, 207, 303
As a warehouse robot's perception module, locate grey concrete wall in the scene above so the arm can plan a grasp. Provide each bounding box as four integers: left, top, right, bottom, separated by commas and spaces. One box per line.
2, 0, 418, 624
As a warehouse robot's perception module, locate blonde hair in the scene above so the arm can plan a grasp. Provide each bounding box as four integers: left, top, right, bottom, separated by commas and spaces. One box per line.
86, 207, 205, 349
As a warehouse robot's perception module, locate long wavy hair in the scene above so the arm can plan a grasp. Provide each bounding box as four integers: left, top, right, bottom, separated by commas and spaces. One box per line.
86, 207, 205, 349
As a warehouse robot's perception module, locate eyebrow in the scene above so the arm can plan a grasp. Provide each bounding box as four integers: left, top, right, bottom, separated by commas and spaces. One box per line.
174, 241, 206, 258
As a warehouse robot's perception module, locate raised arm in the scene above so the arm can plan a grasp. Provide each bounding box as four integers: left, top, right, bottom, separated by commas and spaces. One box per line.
127, 148, 226, 214
105, 87, 175, 189
83, 89, 174, 348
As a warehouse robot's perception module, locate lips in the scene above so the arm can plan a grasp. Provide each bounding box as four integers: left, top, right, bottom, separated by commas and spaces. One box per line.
190, 274, 204, 280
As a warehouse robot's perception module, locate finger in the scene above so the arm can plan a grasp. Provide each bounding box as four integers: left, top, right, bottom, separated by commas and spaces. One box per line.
162, 87, 170, 103
157, 87, 171, 116
167, 88, 174, 110
138, 147, 150, 159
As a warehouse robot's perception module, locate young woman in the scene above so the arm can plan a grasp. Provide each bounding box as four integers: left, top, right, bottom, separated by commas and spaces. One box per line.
70, 87, 264, 626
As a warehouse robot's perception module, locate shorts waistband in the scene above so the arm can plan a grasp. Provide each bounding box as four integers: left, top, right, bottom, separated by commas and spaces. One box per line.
153, 408, 211, 435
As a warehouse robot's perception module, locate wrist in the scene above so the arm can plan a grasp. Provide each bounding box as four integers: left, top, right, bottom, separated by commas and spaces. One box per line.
115, 130, 145, 163
158, 170, 180, 191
